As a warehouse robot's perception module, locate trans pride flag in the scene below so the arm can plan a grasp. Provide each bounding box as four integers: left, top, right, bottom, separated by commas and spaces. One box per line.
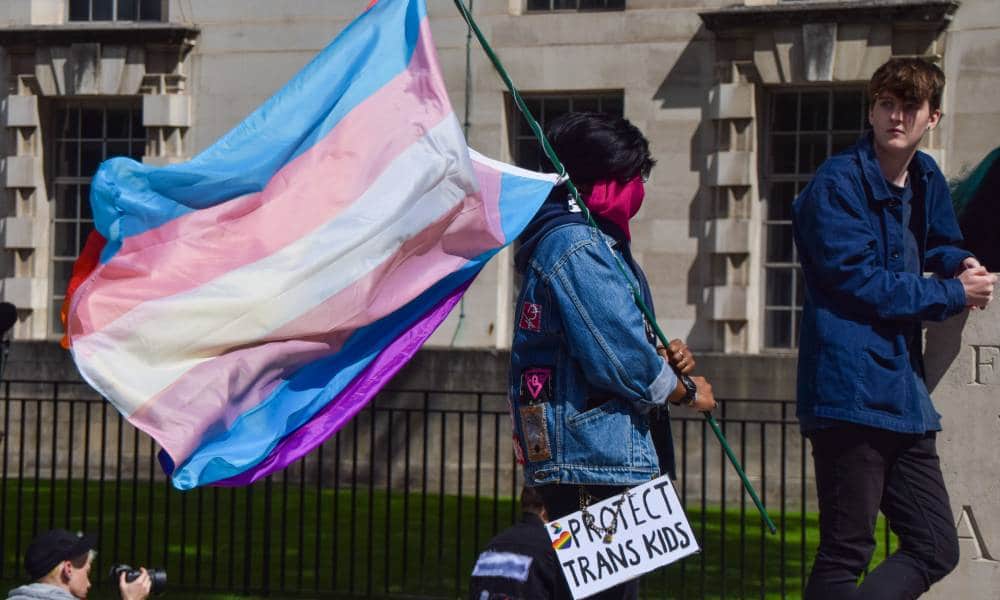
65, 0, 557, 490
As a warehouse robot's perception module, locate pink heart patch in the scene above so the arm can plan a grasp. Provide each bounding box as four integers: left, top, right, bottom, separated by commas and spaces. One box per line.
525, 369, 550, 400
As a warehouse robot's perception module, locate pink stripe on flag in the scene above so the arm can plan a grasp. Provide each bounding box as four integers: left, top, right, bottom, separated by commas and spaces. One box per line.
472, 158, 504, 244
211, 279, 472, 487
70, 18, 448, 338
127, 186, 502, 465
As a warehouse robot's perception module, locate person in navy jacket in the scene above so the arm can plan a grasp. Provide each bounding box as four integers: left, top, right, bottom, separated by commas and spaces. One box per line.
792, 58, 996, 599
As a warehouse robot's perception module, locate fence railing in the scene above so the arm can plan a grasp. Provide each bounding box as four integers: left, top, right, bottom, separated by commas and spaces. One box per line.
0, 379, 893, 599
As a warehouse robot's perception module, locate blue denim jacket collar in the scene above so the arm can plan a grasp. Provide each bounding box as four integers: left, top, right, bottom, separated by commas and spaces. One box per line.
858, 132, 934, 204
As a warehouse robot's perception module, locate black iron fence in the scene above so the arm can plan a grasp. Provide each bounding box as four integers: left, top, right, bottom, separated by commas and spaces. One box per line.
0, 379, 893, 599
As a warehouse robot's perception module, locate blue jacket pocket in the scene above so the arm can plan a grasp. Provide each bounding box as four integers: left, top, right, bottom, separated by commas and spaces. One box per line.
564, 399, 635, 466
855, 348, 911, 416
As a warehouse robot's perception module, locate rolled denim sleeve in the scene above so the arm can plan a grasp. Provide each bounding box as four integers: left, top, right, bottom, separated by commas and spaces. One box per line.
793, 180, 967, 322
545, 239, 677, 411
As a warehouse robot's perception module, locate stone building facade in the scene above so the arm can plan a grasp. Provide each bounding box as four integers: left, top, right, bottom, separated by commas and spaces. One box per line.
1, 0, 995, 358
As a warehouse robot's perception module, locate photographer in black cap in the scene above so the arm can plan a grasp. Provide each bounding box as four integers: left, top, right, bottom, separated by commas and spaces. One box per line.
6, 529, 150, 600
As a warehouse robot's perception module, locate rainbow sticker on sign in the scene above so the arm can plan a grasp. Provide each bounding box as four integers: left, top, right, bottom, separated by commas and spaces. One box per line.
552, 530, 572, 550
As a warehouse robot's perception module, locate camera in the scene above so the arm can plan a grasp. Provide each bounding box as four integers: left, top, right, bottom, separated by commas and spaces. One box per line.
109, 564, 167, 595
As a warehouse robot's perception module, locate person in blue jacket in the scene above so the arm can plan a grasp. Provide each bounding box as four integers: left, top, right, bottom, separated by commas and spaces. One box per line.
509, 112, 717, 600
792, 58, 996, 599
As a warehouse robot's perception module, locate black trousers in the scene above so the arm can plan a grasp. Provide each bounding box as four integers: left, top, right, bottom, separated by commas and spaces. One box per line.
539, 484, 639, 600
805, 426, 960, 600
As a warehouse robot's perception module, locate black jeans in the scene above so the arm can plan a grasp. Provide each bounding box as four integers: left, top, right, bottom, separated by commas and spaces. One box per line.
805, 426, 959, 600
539, 484, 639, 600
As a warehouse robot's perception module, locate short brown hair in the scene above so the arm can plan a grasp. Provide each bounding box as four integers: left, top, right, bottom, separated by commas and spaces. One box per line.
69, 551, 93, 569
868, 57, 945, 112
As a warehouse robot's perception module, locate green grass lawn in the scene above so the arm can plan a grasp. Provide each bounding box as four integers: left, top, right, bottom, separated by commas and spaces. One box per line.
1, 479, 897, 599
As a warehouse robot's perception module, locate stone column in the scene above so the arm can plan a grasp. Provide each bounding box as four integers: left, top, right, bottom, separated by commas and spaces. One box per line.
0, 27, 196, 340
1, 84, 47, 338
924, 303, 1000, 597
705, 66, 756, 352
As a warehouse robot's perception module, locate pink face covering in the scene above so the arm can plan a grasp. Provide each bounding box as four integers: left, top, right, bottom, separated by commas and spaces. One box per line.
585, 178, 645, 241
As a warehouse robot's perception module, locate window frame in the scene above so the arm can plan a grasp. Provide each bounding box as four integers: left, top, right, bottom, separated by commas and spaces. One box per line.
759, 85, 870, 350
47, 99, 145, 337
524, 0, 625, 13
68, 0, 165, 23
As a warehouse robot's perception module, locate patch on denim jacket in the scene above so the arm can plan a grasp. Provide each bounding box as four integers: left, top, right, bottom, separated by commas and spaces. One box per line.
519, 405, 552, 462
520, 368, 553, 404
518, 302, 542, 332
512, 433, 526, 465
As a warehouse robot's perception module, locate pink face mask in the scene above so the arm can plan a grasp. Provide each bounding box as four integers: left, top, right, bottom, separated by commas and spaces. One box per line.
584, 178, 645, 241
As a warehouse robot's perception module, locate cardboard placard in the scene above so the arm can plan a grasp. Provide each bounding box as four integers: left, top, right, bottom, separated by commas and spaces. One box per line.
545, 475, 699, 599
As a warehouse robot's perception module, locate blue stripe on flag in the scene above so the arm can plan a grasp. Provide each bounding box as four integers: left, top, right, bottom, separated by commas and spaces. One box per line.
498, 171, 560, 243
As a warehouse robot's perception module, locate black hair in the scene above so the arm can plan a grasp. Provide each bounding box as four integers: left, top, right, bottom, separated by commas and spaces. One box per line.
520, 485, 546, 516
544, 112, 655, 186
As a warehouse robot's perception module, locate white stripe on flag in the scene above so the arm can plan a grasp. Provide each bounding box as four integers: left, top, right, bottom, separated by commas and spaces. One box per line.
74, 115, 477, 415
469, 148, 558, 182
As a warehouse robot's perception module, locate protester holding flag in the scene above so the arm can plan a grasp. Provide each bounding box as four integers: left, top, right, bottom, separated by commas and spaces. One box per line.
509, 112, 717, 600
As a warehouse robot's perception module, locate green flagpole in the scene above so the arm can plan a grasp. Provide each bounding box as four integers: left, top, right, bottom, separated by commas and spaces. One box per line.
450, 0, 777, 535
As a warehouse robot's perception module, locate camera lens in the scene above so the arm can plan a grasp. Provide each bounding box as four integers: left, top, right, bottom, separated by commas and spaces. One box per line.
147, 569, 167, 594
109, 564, 167, 594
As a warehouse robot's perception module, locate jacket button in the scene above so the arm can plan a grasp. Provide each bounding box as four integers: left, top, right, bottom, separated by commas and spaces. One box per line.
892, 251, 900, 259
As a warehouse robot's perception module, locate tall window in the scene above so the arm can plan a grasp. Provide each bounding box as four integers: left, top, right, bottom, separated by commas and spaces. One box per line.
762, 88, 869, 349
69, 0, 163, 22
50, 103, 145, 335
509, 92, 623, 171
526, 0, 624, 11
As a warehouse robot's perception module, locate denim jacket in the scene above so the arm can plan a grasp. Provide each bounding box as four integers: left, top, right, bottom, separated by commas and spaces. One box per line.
792, 134, 971, 434
509, 218, 677, 487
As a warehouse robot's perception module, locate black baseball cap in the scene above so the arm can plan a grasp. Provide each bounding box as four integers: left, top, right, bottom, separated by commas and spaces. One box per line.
24, 529, 97, 580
